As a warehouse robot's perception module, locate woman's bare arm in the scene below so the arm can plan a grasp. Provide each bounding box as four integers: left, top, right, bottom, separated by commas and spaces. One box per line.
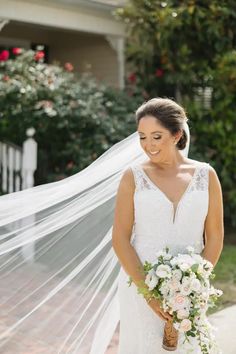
112, 168, 172, 322
201, 166, 224, 267
112, 168, 147, 288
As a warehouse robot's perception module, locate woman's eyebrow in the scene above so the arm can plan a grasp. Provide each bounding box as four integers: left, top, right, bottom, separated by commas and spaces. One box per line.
138, 130, 163, 134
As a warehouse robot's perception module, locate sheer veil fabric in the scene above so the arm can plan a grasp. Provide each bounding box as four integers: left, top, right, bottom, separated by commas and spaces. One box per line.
0, 122, 190, 353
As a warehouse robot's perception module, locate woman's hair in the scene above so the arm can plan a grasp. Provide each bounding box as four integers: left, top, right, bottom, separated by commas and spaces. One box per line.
135, 97, 188, 150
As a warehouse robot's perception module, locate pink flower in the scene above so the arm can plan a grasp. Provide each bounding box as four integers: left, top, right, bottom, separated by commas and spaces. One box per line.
12, 47, 22, 55
179, 319, 192, 332
172, 294, 190, 310
155, 68, 164, 77
64, 62, 74, 72
2, 75, 10, 82
34, 51, 45, 61
66, 161, 74, 169
128, 72, 136, 83
177, 309, 189, 320
35, 100, 53, 109
0, 50, 9, 61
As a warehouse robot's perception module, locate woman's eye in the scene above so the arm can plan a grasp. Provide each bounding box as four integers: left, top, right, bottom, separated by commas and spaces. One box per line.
139, 137, 161, 140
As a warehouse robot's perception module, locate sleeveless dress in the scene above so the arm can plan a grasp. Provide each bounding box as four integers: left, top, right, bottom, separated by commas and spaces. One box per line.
117, 161, 211, 354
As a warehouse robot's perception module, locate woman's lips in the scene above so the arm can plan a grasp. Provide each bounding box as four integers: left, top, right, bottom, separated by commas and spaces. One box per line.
148, 150, 160, 155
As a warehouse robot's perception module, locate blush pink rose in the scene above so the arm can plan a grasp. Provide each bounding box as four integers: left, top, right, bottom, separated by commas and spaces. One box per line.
179, 319, 192, 332
173, 294, 187, 310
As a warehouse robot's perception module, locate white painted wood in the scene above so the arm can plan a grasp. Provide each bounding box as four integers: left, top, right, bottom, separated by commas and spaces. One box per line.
0, 18, 9, 31
2, 143, 7, 192
0, 0, 125, 36
22, 128, 37, 190
15, 149, 21, 192
0, 128, 37, 193
194, 87, 212, 109
0, 129, 38, 263
8, 146, 14, 193
106, 36, 125, 89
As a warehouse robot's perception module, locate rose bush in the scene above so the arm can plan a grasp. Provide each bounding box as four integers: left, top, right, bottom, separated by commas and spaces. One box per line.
0, 48, 142, 184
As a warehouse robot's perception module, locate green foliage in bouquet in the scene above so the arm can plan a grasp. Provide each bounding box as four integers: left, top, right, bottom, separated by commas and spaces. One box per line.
0, 49, 142, 184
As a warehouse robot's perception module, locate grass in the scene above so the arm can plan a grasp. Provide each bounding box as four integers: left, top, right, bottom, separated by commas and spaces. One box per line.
208, 242, 236, 314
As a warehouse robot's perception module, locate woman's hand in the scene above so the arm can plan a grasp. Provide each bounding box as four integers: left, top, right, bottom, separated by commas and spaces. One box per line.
146, 298, 173, 322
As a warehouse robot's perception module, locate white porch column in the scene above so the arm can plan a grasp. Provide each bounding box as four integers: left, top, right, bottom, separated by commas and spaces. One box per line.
0, 18, 9, 31
106, 35, 125, 89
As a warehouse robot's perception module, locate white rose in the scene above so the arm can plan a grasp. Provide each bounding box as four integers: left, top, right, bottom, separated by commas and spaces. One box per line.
179, 262, 191, 272
180, 277, 192, 296
172, 269, 182, 281
160, 283, 169, 297
179, 318, 192, 332
177, 308, 190, 320
191, 278, 201, 292
145, 269, 159, 290
197, 264, 204, 275
201, 291, 209, 301
192, 254, 203, 263
169, 278, 180, 291
175, 254, 195, 265
186, 246, 195, 253
155, 264, 172, 278
155, 250, 172, 260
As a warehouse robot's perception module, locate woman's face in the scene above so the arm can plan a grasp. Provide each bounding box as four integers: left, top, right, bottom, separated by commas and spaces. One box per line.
137, 115, 180, 162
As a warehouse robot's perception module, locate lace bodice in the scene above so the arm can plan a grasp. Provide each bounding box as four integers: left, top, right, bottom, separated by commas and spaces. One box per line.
130, 162, 210, 263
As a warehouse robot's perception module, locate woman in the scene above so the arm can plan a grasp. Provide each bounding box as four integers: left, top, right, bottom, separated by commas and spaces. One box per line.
112, 98, 224, 353
0, 98, 223, 354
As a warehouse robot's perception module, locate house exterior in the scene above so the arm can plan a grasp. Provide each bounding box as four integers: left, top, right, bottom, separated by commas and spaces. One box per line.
0, 0, 126, 88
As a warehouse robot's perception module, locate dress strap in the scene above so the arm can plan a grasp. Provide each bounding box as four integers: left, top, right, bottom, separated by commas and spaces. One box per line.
130, 165, 142, 189
190, 162, 210, 192
130, 164, 154, 192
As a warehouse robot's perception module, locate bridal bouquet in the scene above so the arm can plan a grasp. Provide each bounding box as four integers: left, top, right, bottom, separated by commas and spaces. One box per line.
128, 246, 223, 353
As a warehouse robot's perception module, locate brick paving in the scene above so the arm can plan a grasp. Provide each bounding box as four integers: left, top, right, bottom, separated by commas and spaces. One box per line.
0, 261, 120, 354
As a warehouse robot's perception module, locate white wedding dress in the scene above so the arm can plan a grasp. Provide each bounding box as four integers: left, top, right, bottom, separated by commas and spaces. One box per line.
117, 161, 211, 354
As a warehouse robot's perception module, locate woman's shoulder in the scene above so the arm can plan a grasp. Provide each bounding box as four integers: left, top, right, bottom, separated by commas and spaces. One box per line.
187, 159, 218, 181
119, 166, 136, 190
138, 158, 211, 171
185, 158, 212, 169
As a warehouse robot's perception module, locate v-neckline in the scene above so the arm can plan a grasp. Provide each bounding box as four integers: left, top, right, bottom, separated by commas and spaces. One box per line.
139, 164, 199, 224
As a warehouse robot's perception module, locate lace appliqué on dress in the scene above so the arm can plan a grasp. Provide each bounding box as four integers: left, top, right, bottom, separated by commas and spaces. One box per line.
130, 165, 156, 192
131, 163, 209, 194
188, 163, 209, 193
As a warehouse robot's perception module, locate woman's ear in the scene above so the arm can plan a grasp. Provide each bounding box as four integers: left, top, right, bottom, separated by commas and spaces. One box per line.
173, 130, 183, 144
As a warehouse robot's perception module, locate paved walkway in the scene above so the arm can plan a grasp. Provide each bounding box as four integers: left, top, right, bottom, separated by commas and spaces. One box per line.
105, 306, 236, 354
1, 261, 235, 353
209, 305, 236, 354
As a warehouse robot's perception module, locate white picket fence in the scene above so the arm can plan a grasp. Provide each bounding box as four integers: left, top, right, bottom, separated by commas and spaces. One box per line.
0, 128, 38, 263
0, 127, 37, 194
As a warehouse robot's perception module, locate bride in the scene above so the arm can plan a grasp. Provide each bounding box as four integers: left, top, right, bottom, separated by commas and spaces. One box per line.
112, 98, 224, 353
0, 98, 223, 353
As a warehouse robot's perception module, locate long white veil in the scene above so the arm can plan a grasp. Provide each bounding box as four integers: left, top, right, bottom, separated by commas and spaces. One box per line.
0, 122, 190, 353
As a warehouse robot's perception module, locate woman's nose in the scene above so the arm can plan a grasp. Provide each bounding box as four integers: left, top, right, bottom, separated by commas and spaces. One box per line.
146, 140, 157, 150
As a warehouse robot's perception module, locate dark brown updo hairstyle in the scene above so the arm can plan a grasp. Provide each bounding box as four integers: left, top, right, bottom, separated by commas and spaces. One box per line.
135, 97, 188, 150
